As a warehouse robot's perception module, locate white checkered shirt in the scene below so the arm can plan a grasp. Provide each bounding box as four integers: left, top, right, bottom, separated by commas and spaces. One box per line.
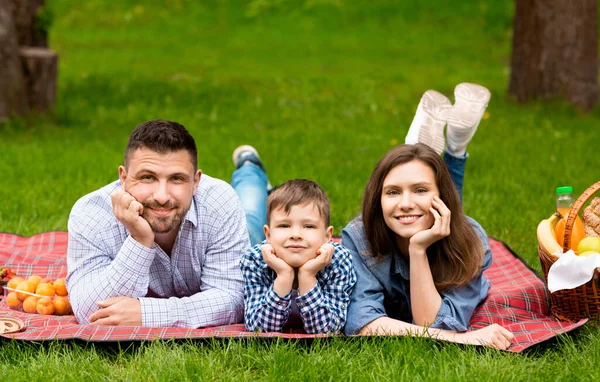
66, 175, 249, 328
240, 241, 356, 334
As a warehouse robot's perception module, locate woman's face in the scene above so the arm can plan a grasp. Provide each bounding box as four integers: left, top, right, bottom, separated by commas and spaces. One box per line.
380, 160, 439, 241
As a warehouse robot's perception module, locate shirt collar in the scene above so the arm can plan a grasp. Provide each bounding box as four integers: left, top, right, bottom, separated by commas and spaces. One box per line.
184, 195, 198, 227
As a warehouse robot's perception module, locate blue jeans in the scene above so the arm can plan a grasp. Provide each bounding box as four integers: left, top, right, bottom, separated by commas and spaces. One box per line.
232, 151, 467, 245
444, 151, 467, 202
231, 163, 269, 246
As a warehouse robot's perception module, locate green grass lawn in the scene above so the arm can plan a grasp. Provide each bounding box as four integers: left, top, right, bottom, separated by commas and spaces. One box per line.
1, 0, 600, 379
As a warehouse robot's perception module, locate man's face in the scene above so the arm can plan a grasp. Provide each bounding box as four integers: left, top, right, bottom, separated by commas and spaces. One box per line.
264, 203, 333, 268
119, 147, 201, 234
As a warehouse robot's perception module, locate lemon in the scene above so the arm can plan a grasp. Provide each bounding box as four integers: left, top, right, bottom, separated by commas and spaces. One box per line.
577, 236, 600, 255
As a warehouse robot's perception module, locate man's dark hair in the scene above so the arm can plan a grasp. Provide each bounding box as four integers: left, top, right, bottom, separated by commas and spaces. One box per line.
124, 120, 198, 170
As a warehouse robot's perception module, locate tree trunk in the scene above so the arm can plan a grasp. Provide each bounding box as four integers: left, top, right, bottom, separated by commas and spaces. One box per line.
508, 0, 598, 111
20, 47, 57, 112
11, 0, 47, 47
0, 0, 29, 119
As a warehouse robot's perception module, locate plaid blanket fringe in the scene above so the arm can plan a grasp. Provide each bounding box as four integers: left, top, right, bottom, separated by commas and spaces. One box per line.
0, 232, 587, 352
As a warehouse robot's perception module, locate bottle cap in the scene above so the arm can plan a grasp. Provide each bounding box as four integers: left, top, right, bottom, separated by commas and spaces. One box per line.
556, 186, 573, 194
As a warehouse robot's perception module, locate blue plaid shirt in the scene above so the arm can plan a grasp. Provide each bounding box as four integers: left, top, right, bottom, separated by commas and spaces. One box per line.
240, 241, 356, 334
67, 175, 249, 328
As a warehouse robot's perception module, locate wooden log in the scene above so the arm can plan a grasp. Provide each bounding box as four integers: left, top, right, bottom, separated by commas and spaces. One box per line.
0, 0, 29, 119
20, 47, 58, 112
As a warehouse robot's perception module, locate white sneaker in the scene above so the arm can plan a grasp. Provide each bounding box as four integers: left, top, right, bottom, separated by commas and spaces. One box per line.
446, 83, 491, 156
405, 90, 451, 155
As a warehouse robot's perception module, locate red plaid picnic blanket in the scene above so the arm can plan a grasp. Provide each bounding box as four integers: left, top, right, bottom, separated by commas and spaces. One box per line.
0, 232, 586, 352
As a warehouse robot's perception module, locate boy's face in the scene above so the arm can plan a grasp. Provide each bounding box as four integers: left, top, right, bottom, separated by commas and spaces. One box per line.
264, 203, 333, 268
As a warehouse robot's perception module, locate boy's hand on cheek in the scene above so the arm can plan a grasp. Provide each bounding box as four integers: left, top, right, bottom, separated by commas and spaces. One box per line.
298, 243, 334, 277
297, 243, 334, 295
262, 243, 295, 298
261, 244, 294, 278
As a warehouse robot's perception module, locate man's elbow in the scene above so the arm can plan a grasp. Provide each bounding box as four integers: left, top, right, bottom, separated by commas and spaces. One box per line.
72, 303, 93, 325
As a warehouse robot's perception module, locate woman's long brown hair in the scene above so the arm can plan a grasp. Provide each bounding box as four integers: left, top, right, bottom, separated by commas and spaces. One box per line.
362, 143, 484, 292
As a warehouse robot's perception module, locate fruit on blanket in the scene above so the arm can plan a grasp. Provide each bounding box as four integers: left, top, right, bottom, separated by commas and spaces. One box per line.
0, 266, 17, 286
15, 280, 36, 301
27, 275, 42, 288
537, 213, 563, 257
36, 283, 56, 297
577, 236, 600, 256
7, 276, 24, 290
3, 274, 71, 315
39, 277, 53, 285
6, 292, 23, 310
53, 296, 71, 315
53, 278, 68, 297
36, 297, 55, 315
22, 296, 39, 314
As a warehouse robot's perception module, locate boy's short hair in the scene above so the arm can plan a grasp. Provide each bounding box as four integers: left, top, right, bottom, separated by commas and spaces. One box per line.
266, 179, 330, 226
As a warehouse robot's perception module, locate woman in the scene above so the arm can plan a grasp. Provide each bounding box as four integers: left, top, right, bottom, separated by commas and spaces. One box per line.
342, 84, 514, 349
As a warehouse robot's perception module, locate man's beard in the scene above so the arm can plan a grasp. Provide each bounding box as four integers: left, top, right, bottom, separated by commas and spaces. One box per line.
141, 200, 187, 233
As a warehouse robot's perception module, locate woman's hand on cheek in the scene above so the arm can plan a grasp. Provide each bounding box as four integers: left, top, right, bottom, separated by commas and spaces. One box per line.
409, 196, 451, 254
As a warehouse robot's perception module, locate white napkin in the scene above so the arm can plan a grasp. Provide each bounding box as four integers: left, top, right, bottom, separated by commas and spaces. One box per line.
547, 250, 600, 292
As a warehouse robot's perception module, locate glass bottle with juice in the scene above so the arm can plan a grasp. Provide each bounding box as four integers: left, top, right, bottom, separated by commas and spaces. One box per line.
554, 186, 585, 253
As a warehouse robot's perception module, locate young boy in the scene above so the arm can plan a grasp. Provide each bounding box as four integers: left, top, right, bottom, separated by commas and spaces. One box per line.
239, 179, 357, 334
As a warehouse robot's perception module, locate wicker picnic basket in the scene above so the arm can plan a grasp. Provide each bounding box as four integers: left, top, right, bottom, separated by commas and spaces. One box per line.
538, 180, 600, 322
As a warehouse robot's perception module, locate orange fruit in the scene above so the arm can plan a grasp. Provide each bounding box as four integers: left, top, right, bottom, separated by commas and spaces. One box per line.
53, 296, 72, 315
7, 276, 25, 290
36, 283, 56, 297
6, 291, 23, 310
555, 215, 586, 253
36, 297, 55, 315
53, 278, 68, 297
15, 281, 36, 301
27, 275, 42, 288
39, 277, 53, 285
22, 296, 39, 313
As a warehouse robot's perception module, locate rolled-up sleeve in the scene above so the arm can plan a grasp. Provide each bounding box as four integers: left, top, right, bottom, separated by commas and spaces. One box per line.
240, 244, 292, 332
343, 228, 387, 336
67, 196, 157, 325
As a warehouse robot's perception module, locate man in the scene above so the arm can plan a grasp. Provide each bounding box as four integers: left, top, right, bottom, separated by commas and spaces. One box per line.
66, 120, 249, 327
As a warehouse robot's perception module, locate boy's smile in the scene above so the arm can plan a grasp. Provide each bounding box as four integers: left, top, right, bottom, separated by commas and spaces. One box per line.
264, 203, 333, 268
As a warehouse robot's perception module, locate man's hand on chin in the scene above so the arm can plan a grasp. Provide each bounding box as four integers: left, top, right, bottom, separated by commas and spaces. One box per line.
89, 296, 142, 326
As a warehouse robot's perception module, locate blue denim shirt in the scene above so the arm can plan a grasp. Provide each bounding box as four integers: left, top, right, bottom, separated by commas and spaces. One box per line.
342, 215, 492, 335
